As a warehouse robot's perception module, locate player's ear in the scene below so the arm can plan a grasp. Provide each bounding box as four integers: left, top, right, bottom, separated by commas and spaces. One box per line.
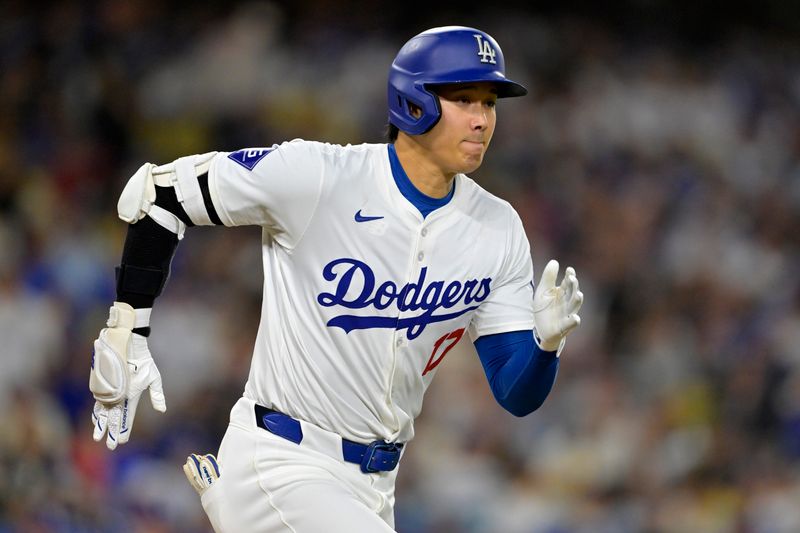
407, 102, 422, 119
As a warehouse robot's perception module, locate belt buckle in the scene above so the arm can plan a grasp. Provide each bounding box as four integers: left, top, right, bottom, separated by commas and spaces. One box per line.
360, 441, 403, 474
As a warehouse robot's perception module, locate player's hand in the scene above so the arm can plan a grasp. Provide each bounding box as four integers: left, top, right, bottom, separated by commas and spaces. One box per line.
89, 302, 166, 450
183, 453, 221, 495
533, 260, 583, 352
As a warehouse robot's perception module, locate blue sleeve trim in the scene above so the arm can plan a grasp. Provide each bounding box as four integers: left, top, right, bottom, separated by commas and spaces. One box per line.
474, 330, 559, 417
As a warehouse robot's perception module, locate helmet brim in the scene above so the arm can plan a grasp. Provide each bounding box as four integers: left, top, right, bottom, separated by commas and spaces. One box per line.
425, 78, 528, 98
495, 80, 528, 98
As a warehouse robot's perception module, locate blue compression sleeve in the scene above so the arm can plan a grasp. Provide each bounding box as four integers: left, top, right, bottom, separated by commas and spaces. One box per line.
474, 330, 559, 417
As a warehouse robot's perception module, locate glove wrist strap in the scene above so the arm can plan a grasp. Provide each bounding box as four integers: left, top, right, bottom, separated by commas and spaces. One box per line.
108, 302, 136, 329
134, 308, 151, 328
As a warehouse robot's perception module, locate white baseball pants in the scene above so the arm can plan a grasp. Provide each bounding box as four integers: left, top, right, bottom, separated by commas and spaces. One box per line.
200, 397, 399, 532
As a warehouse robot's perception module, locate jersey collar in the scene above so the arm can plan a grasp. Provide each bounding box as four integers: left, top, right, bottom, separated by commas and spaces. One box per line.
387, 144, 455, 220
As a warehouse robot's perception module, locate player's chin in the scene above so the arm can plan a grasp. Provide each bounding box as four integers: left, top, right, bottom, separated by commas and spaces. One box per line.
459, 152, 485, 173
459, 141, 488, 167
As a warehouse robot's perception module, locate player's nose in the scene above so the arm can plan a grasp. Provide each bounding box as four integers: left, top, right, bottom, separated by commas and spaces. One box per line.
470, 108, 489, 130
471, 111, 489, 131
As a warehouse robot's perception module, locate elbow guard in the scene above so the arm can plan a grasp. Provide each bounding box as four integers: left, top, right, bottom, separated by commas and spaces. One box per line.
117, 152, 221, 237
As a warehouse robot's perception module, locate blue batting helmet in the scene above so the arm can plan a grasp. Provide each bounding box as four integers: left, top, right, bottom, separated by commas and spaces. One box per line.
388, 26, 528, 135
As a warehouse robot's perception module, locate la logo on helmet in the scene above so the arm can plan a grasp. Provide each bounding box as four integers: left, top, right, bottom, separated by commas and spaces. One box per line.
473, 34, 497, 64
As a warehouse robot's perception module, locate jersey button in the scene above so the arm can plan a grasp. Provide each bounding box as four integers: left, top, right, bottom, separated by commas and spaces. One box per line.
421, 228, 428, 237
417, 252, 424, 261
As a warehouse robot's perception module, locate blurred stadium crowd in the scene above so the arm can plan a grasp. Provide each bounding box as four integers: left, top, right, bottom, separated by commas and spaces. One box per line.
1, 2, 799, 532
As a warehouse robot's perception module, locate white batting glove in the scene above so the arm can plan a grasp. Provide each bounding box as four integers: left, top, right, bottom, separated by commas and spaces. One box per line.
533, 260, 584, 353
89, 302, 166, 450
183, 453, 221, 495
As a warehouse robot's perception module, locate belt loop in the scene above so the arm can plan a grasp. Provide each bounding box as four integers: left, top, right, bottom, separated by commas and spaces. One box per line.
254, 404, 303, 444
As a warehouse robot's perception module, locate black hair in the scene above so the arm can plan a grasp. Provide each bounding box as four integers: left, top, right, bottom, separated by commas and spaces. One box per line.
385, 123, 399, 143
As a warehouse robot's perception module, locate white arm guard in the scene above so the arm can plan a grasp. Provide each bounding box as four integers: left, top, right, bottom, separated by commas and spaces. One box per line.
116, 152, 218, 237
160, 153, 217, 226
118, 163, 187, 239
118, 163, 156, 224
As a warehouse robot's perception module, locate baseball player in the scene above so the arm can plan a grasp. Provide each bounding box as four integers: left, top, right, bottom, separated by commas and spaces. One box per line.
89, 26, 583, 532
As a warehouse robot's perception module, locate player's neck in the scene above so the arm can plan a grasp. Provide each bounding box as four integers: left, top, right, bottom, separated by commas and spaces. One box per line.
392, 137, 455, 199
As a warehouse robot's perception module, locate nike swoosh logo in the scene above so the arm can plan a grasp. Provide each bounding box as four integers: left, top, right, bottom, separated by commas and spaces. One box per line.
355, 209, 384, 223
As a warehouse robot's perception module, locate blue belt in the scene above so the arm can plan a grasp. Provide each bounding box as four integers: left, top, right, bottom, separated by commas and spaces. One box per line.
254, 404, 403, 474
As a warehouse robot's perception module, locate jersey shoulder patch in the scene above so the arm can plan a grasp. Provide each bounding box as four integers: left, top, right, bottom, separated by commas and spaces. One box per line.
227, 148, 275, 171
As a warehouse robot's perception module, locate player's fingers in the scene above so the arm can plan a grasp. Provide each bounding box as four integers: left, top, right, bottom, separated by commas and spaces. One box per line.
183, 461, 204, 494
564, 278, 583, 315
561, 275, 573, 302
117, 397, 138, 445
562, 268, 578, 298
567, 288, 584, 316
184, 453, 221, 495
568, 271, 580, 297
149, 374, 167, 413
92, 402, 108, 442
205, 454, 220, 476
188, 454, 203, 480
106, 403, 121, 451
559, 314, 581, 336
536, 260, 559, 293
183, 461, 195, 480
197, 454, 221, 483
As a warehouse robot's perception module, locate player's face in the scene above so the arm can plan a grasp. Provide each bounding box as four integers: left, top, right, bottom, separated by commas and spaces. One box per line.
424, 82, 498, 176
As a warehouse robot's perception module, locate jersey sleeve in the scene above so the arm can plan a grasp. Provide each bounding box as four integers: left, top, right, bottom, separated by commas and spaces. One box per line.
208, 140, 325, 248
468, 208, 535, 340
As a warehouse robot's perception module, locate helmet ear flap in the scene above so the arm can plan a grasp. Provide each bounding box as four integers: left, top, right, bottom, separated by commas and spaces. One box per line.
397, 94, 420, 120
416, 89, 442, 133
388, 83, 441, 135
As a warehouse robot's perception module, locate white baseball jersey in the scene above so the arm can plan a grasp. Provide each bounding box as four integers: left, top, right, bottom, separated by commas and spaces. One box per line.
206, 140, 535, 444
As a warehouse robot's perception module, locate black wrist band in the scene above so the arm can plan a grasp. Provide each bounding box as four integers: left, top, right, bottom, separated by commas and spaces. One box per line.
132, 326, 151, 337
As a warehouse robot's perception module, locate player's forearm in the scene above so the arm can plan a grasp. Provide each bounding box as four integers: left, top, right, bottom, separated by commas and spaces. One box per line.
116, 216, 179, 310
114, 154, 221, 317
117, 182, 196, 292
114, 184, 194, 334
493, 345, 558, 417
475, 330, 560, 417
